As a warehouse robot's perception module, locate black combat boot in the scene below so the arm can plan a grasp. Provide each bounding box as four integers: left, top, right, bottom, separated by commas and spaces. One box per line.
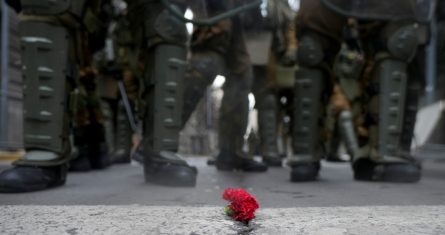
290, 162, 320, 182
144, 152, 198, 187
206, 157, 216, 166
215, 150, 268, 172
262, 154, 283, 167
134, 141, 197, 187
0, 164, 67, 193
353, 158, 421, 183
69, 124, 110, 171
351, 54, 421, 183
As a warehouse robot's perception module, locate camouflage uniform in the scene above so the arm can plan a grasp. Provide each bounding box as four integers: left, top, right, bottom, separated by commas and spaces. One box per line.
109, 18, 140, 164
122, 0, 198, 186
0, 0, 197, 192
182, 0, 267, 171
94, 9, 140, 164
70, 66, 110, 171
289, 0, 426, 182
247, 0, 297, 166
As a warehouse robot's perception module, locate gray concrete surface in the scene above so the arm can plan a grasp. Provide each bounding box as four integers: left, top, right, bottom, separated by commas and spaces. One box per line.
0, 157, 445, 207
1, 157, 445, 234
1, 205, 444, 234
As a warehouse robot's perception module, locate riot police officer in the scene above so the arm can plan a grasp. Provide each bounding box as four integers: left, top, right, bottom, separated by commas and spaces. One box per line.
289, 0, 429, 182
181, 0, 268, 172
246, 0, 297, 167
0, 0, 197, 192
93, 2, 139, 165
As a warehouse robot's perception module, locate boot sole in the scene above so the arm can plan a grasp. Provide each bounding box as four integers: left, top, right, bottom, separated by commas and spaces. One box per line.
354, 161, 421, 183
290, 163, 320, 182
144, 164, 197, 187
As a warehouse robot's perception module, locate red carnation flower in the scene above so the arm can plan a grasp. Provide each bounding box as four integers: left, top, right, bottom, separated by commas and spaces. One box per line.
222, 188, 259, 223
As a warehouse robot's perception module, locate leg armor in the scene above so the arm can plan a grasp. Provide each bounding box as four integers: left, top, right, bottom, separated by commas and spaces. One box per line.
145, 44, 186, 153
135, 5, 196, 186
257, 93, 281, 166
111, 100, 133, 164
338, 111, 359, 158
288, 34, 326, 181
252, 65, 281, 166
400, 75, 421, 154
0, 0, 88, 192
377, 60, 408, 158
16, 20, 72, 166
325, 122, 342, 162
353, 23, 420, 182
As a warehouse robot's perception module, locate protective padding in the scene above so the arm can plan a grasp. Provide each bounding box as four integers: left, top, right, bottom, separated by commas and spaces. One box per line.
20, 21, 70, 157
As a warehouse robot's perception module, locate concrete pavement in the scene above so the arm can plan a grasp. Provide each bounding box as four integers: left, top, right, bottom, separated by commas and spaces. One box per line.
1, 157, 445, 207
1, 205, 444, 234
1, 157, 445, 234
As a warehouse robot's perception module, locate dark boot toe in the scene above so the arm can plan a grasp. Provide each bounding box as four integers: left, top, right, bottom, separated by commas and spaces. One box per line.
0, 166, 66, 193
353, 159, 421, 183
290, 162, 320, 182
241, 159, 268, 172
144, 162, 197, 187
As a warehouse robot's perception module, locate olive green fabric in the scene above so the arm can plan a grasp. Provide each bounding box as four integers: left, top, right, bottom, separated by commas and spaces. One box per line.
180, 3, 253, 158
295, 0, 422, 165
15, 0, 108, 166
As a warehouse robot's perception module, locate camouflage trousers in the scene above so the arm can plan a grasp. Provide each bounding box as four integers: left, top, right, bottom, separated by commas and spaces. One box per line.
183, 15, 253, 156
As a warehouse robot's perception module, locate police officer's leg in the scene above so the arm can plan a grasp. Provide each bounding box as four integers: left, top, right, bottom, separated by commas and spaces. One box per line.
324, 86, 342, 162
338, 111, 359, 159
325, 121, 342, 162
330, 41, 365, 162
252, 66, 281, 166
182, 51, 225, 127
288, 32, 330, 181
353, 23, 421, 182
70, 68, 110, 171
180, 18, 230, 167
258, 93, 281, 166
69, 84, 93, 172
132, 3, 197, 186
216, 67, 267, 172
215, 19, 267, 172
110, 100, 133, 163
111, 68, 139, 164
289, 0, 346, 181
400, 57, 422, 155
101, 98, 117, 163
180, 50, 224, 167
0, 4, 75, 192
